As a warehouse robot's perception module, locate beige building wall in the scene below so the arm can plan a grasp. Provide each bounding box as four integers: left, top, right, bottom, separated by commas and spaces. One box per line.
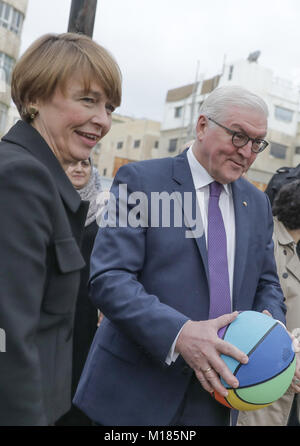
4, 101, 19, 131
92, 114, 161, 178
158, 127, 191, 158
0, 0, 28, 135
247, 127, 300, 188
293, 121, 300, 167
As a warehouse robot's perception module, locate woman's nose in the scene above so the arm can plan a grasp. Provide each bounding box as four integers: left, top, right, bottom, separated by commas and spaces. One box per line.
91, 105, 111, 132
74, 162, 84, 172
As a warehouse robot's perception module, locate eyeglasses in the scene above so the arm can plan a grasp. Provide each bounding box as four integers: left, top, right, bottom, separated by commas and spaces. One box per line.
208, 117, 268, 153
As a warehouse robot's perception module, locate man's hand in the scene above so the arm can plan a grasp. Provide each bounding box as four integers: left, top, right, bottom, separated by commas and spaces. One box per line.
175, 311, 248, 397
290, 352, 300, 393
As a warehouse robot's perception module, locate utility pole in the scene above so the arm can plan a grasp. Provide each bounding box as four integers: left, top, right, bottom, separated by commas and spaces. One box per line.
68, 0, 98, 37
186, 60, 200, 141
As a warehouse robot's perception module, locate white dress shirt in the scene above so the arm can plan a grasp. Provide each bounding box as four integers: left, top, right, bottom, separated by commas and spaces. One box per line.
165, 145, 236, 364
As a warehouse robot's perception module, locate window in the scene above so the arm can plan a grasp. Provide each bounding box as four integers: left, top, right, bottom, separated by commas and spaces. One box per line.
117, 141, 123, 149
270, 142, 287, 159
275, 106, 294, 123
0, 52, 15, 84
168, 138, 178, 153
154, 141, 159, 149
295, 146, 300, 155
0, 67, 5, 93
133, 140, 141, 148
10, 8, 23, 35
0, 1, 10, 29
0, 102, 7, 134
228, 65, 234, 81
174, 106, 183, 118
103, 168, 107, 176
0, 1, 24, 35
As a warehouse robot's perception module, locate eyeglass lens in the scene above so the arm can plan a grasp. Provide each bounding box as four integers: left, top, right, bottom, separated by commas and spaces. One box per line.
232, 133, 265, 152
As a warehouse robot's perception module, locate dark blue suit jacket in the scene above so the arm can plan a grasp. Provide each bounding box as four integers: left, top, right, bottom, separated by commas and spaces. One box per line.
74, 150, 286, 426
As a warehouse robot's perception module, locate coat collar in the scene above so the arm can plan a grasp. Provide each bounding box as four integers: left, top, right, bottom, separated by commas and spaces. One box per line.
273, 218, 300, 282
2, 120, 82, 213
274, 217, 295, 247
172, 148, 192, 186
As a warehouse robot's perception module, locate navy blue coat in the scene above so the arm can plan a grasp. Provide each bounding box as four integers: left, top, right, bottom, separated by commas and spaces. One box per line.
0, 121, 88, 425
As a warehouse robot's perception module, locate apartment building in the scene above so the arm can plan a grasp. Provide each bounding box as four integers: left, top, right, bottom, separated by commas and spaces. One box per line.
0, 0, 28, 136
92, 113, 161, 179
159, 55, 300, 189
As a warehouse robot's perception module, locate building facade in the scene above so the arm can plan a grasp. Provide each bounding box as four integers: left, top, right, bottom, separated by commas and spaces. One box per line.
0, 0, 28, 136
159, 56, 300, 189
92, 113, 161, 179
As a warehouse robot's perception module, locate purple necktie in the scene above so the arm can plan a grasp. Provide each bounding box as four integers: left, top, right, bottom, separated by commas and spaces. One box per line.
207, 182, 231, 335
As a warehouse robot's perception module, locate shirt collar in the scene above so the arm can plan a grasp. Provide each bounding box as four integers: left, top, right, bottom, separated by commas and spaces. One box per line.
187, 145, 231, 195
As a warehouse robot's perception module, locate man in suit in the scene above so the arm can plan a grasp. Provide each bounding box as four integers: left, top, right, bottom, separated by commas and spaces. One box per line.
74, 86, 287, 426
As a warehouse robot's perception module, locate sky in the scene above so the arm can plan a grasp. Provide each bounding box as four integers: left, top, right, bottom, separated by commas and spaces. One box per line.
20, 0, 300, 122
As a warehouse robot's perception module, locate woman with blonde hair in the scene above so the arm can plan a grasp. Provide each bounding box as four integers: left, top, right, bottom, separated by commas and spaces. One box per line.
0, 32, 121, 426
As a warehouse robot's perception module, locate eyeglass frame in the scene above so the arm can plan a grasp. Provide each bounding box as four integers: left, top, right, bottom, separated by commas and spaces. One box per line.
207, 117, 269, 153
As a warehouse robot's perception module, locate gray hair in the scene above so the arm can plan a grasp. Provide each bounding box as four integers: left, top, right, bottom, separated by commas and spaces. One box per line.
199, 85, 269, 123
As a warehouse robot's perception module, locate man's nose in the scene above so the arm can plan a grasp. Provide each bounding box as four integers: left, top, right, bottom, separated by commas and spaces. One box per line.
238, 140, 253, 158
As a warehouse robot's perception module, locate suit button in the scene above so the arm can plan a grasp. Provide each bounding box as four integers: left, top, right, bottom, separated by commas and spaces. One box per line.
282, 272, 288, 279
182, 366, 190, 375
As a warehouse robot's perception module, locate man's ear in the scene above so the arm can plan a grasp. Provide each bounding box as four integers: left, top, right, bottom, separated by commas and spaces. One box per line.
196, 115, 208, 141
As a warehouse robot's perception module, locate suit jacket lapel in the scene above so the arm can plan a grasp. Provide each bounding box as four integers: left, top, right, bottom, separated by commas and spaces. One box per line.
232, 179, 250, 310
172, 151, 209, 281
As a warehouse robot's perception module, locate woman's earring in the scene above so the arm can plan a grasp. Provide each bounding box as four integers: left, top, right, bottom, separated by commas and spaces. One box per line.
29, 107, 38, 120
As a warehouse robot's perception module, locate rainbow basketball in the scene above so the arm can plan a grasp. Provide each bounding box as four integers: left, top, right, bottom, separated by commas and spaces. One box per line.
213, 311, 296, 411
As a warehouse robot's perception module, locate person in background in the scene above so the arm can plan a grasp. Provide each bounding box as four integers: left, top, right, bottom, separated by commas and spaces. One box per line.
238, 180, 300, 426
265, 164, 300, 259
56, 159, 103, 426
0, 32, 121, 426
265, 165, 300, 206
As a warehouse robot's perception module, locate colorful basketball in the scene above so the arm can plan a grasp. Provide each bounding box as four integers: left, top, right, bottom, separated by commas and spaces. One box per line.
213, 311, 296, 411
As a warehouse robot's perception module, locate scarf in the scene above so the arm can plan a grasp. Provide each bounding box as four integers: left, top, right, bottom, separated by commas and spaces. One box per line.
77, 166, 102, 227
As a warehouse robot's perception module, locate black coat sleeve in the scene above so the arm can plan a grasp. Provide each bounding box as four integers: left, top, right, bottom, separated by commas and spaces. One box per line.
0, 158, 55, 425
